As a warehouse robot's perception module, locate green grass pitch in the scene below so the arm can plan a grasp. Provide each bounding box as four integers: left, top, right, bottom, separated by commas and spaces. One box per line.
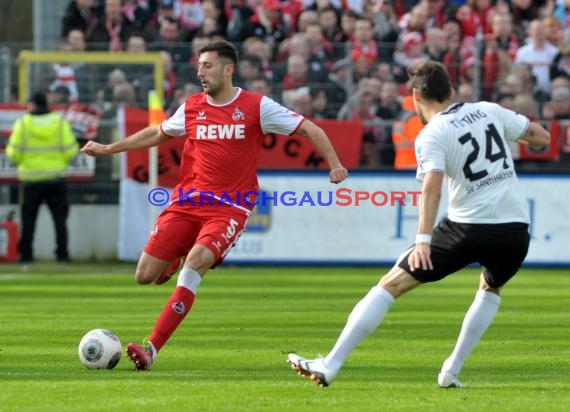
0, 263, 568, 412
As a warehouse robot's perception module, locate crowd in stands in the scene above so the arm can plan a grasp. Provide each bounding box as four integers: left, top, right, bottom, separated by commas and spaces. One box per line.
42, 0, 570, 169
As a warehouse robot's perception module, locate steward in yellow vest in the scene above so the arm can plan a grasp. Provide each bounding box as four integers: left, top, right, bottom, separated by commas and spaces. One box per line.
6, 92, 79, 263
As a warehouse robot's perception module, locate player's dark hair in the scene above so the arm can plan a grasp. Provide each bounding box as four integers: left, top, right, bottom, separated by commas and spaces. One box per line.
198, 40, 239, 66
407, 61, 452, 103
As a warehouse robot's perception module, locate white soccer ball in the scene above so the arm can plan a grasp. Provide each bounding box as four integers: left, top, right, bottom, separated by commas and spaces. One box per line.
78, 329, 122, 369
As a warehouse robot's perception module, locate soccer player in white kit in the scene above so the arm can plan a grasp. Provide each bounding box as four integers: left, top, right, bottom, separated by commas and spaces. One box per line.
288, 61, 551, 388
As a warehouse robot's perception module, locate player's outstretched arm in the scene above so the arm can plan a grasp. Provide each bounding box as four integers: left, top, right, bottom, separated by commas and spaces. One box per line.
408, 171, 444, 272
296, 119, 348, 184
81, 125, 174, 157
518, 122, 551, 148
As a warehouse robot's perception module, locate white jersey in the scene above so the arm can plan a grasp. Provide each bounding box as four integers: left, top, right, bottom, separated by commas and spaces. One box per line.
415, 102, 530, 224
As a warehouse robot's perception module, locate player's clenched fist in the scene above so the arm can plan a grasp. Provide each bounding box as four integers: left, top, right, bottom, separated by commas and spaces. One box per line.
81, 141, 111, 157
329, 167, 348, 184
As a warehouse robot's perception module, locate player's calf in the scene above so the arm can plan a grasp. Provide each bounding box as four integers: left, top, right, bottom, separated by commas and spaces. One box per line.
154, 257, 185, 285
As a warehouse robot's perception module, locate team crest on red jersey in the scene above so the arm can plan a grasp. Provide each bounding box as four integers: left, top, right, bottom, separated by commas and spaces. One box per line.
232, 107, 245, 121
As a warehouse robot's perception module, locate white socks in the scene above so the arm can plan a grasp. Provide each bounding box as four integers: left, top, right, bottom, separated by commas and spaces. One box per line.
320, 287, 500, 376
324, 286, 395, 370
441, 290, 501, 376
176, 267, 202, 294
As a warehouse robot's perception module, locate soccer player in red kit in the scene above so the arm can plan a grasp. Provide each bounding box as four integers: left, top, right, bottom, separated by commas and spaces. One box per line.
81, 40, 348, 370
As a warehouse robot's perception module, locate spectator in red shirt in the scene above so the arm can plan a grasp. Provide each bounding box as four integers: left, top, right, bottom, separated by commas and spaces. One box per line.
488, 12, 521, 61
318, 5, 341, 44
281, 54, 310, 98
333, 9, 359, 44
455, 0, 493, 39
423, 0, 450, 28
241, 0, 290, 44
351, 91, 382, 168
176, 0, 205, 33
86, 0, 138, 51
242, 36, 276, 81
201, 0, 228, 35
276, 32, 328, 82
425, 27, 448, 61
304, 22, 335, 69
394, 31, 430, 77
122, 0, 156, 30
350, 17, 379, 66
295, 8, 319, 33
481, 12, 521, 99
398, 2, 430, 37
149, 17, 191, 75
158, 50, 178, 106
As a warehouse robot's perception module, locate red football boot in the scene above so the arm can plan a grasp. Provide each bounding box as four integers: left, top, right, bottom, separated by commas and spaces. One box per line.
126, 342, 154, 371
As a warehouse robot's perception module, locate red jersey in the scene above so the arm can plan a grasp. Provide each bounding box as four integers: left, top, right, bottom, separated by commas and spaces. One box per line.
160, 88, 304, 212
349, 39, 379, 65
455, 5, 493, 38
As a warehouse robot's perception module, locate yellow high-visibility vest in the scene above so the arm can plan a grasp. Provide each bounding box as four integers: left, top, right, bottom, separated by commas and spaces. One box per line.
6, 112, 79, 182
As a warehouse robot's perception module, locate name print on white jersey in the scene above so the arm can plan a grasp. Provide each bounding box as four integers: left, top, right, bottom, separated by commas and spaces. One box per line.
448, 109, 487, 129
196, 124, 246, 140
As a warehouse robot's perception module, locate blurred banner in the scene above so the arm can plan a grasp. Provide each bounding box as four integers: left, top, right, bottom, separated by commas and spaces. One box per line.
256, 119, 363, 169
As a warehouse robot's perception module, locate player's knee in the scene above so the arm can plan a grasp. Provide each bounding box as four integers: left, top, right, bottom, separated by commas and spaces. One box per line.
134, 267, 156, 284
185, 252, 214, 274
378, 268, 421, 298
184, 257, 207, 274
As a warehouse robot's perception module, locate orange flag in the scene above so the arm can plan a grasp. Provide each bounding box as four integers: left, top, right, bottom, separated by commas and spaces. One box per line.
148, 90, 166, 126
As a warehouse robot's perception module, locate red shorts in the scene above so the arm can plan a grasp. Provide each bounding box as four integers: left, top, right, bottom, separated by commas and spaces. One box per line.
144, 203, 249, 267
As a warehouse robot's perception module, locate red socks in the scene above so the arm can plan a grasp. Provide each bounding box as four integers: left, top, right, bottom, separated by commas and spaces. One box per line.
148, 286, 195, 352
